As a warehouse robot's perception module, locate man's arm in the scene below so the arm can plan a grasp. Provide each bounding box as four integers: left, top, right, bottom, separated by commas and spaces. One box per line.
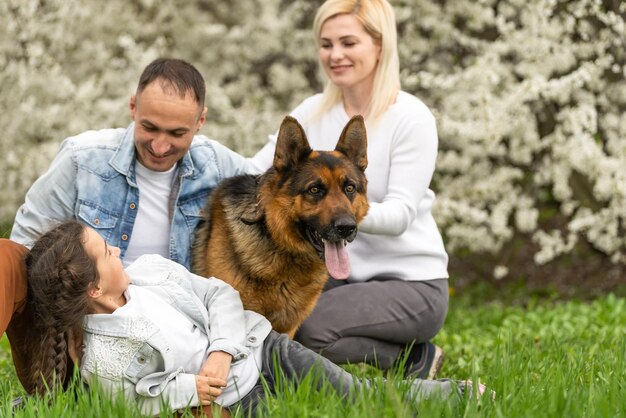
11, 140, 77, 247
209, 139, 262, 176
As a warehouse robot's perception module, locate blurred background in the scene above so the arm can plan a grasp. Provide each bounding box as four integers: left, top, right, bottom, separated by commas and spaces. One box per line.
1, 0, 624, 297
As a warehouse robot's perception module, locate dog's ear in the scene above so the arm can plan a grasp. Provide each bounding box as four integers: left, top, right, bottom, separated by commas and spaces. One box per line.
240, 202, 264, 224
335, 115, 368, 172
273, 116, 312, 172
241, 177, 265, 224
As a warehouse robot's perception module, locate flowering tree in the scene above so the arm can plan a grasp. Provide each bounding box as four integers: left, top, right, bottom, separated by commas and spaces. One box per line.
1, 0, 623, 283
395, 0, 625, 281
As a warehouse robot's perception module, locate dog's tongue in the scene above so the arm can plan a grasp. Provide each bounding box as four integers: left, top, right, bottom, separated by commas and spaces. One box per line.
323, 239, 350, 280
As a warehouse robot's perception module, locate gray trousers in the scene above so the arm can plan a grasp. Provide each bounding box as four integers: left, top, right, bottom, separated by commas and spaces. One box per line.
231, 331, 460, 416
294, 277, 449, 370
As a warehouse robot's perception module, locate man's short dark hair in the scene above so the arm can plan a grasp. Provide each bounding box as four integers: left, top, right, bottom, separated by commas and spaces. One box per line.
136, 58, 205, 107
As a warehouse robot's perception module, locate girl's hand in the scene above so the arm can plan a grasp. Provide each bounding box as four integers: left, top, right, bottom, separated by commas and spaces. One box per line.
195, 375, 226, 405
196, 350, 232, 403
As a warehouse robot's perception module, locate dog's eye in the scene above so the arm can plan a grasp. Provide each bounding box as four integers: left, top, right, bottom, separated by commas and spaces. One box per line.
345, 184, 355, 194
308, 186, 320, 195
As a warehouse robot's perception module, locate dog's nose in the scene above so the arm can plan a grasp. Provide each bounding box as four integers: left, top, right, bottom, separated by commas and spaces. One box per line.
334, 216, 357, 238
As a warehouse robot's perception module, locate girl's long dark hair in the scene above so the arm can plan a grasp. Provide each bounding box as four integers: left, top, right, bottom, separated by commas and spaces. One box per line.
26, 220, 99, 394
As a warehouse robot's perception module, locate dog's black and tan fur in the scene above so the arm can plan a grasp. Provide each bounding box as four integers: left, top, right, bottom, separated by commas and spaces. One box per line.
192, 116, 369, 337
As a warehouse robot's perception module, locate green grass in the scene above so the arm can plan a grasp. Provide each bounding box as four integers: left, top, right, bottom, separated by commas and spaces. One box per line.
0, 219, 12, 239
3, 292, 625, 417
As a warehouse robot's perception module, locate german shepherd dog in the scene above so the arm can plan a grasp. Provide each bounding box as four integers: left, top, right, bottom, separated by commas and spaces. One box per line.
192, 115, 369, 337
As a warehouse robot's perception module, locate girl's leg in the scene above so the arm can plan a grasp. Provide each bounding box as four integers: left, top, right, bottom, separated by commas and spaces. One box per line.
294, 278, 449, 370
233, 331, 359, 414
232, 331, 463, 416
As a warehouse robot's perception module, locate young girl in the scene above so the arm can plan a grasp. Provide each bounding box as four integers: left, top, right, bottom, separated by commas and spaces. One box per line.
26, 221, 483, 416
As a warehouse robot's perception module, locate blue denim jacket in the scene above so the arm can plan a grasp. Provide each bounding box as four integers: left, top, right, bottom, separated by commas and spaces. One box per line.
11, 124, 253, 269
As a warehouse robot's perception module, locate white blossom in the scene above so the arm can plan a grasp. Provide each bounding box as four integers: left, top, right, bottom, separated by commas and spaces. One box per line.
493, 265, 509, 280
0, 0, 623, 274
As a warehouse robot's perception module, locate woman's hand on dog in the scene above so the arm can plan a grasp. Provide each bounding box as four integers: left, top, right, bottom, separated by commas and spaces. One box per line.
196, 351, 233, 404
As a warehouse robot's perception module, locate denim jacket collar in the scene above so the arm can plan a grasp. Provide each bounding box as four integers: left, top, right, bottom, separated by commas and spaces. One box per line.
83, 312, 159, 340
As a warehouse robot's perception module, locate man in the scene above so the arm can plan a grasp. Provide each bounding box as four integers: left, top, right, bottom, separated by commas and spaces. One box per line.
6, 58, 253, 407
11, 57, 253, 269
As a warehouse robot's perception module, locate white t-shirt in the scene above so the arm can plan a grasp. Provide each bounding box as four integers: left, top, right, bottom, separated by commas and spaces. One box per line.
249, 92, 449, 281
124, 162, 176, 267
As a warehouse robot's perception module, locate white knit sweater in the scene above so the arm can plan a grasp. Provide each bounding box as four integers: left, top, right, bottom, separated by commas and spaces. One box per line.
249, 92, 448, 282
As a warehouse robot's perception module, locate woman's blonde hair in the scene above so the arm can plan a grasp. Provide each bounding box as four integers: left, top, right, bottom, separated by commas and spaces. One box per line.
312, 0, 400, 121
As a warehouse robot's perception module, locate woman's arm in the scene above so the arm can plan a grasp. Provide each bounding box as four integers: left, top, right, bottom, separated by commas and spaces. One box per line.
358, 113, 439, 236
248, 95, 322, 172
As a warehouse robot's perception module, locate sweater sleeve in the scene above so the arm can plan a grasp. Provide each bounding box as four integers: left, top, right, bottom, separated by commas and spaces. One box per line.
358, 110, 439, 236
247, 95, 320, 172
247, 136, 276, 173
209, 138, 262, 176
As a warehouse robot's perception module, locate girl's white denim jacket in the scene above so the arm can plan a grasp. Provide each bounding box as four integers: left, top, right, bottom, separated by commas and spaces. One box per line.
80, 254, 272, 415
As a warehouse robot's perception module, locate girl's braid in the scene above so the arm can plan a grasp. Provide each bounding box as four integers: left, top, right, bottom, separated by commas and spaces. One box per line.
26, 220, 99, 395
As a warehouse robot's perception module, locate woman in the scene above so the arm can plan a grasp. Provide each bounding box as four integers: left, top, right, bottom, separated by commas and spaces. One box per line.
25, 221, 483, 416
250, 0, 449, 378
